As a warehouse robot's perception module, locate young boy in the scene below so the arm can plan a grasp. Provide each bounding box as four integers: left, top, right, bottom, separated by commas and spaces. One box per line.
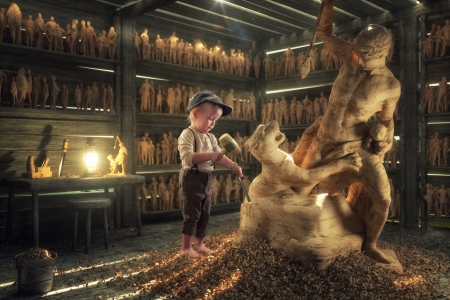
178, 91, 243, 258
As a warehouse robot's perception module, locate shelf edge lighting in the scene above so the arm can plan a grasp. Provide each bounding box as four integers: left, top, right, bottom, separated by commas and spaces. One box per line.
136, 75, 170, 81
77, 66, 114, 73
266, 83, 333, 94
266, 42, 323, 55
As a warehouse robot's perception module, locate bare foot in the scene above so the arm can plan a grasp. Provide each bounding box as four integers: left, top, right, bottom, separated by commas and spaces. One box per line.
195, 244, 214, 255
365, 245, 392, 264
180, 248, 201, 258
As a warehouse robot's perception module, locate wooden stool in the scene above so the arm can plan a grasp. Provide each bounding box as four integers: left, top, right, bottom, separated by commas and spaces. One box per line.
67, 198, 111, 254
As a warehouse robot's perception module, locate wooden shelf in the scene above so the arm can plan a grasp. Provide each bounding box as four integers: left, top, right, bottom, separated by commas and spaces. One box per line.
136, 162, 257, 175
0, 42, 121, 69
135, 59, 255, 90
0, 107, 120, 122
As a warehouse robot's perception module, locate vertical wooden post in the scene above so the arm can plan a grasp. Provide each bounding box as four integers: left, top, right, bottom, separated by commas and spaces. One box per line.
419, 15, 428, 228
6, 186, 14, 243
118, 15, 137, 227
400, 17, 420, 228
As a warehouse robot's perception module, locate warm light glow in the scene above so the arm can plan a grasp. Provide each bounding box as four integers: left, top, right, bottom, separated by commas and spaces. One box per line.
416, 1, 420, 4
315, 193, 328, 207
85, 151, 98, 172
394, 275, 425, 287
84, 138, 98, 174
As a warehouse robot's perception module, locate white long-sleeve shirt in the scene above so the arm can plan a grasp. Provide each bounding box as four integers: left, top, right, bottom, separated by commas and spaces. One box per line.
178, 126, 221, 173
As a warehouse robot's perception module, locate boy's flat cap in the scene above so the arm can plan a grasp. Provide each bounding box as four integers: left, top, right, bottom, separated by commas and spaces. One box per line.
187, 91, 233, 117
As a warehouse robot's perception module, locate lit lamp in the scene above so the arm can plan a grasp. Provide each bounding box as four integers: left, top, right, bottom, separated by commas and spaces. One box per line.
84, 138, 98, 176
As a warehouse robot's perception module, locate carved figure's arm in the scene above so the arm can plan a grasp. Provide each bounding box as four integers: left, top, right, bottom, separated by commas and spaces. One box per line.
317, 0, 352, 60
376, 82, 400, 155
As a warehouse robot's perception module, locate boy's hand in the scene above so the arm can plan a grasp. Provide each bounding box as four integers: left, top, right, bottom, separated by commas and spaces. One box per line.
210, 152, 224, 164
231, 162, 243, 178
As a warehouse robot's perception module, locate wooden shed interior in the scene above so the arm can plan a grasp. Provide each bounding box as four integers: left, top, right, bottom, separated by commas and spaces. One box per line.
1, 0, 450, 245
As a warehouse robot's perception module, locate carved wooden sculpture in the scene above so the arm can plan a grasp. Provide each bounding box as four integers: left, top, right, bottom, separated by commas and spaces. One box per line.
6, 3, 21, 45
141, 30, 150, 60
0, 7, 6, 42
107, 27, 117, 60
436, 185, 448, 218
16, 67, 28, 108
48, 75, 59, 110
240, 0, 401, 270
440, 19, 450, 57
61, 84, 68, 110
109, 136, 128, 175
23, 15, 34, 47
73, 85, 81, 111
140, 79, 151, 113
10, 77, 18, 107
135, 31, 142, 59
85, 21, 95, 57
149, 177, 158, 210
45, 16, 57, 51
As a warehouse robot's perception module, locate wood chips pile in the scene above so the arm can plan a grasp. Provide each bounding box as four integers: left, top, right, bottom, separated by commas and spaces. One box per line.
22, 247, 52, 260
106, 232, 450, 299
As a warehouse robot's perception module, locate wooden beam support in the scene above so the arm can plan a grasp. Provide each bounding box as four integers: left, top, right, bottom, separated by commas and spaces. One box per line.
117, 0, 178, 18
118, 16, 137, 227
400, 16, 420, 228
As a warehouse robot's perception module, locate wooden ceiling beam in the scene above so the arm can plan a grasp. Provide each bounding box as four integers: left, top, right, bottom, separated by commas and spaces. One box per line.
274, 0, 355, 24
364, 0, 398, 11
334, 0, 388, 18
117, 0, 179, 18
179, 0, 309, 32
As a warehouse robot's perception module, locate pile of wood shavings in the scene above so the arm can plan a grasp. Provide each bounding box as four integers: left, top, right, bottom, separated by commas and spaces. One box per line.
106, 233, 450, 299
22, 247, 52, 260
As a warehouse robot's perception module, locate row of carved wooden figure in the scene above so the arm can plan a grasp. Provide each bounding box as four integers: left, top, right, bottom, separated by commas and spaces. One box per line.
423, 183, 450, 218
0, 68, 114, 112
427, 132, 450, 167
421, 20, 450, 59
139, 81, 257, 119
136, 31, 257, 77
0, 3, 117, 59
263, 33, 395, 79
423, 77, 450, 114
136, 131, 255, 165
140, 174, 252, 213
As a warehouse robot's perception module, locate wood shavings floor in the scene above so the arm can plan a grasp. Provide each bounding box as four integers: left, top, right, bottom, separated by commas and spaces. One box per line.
0, 213, 449, 299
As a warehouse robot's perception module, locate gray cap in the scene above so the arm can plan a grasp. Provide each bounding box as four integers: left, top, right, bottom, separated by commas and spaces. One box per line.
186, 91, 233, 117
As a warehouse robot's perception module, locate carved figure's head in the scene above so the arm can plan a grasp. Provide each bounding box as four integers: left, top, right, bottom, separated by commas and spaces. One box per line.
352, 24, 391, 58
245, 121, 285, 157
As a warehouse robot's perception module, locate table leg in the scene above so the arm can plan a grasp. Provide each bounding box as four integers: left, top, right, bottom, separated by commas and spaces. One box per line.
104, 187, 113, 230
134, 184, 142, 237
32, 190, 39, 249
6, 186, 15, 243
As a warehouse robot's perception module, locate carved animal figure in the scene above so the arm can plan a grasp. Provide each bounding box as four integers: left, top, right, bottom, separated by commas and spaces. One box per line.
245, 121, 362, 199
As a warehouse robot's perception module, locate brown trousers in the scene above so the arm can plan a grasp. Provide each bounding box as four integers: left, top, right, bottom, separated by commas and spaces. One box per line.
179, 168, 213, 237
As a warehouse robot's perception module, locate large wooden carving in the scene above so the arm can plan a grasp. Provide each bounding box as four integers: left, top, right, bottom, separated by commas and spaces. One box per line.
239, 0, 402, 271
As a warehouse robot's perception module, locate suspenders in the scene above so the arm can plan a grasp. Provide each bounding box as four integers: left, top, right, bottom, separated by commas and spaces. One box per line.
188, 128, 215, 174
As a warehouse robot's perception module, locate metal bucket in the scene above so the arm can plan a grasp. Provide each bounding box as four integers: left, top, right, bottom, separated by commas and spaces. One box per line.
15, 252, 57, 294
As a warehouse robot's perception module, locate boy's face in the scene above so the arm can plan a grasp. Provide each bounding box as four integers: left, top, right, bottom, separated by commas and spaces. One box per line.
193, 102, 223, 134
